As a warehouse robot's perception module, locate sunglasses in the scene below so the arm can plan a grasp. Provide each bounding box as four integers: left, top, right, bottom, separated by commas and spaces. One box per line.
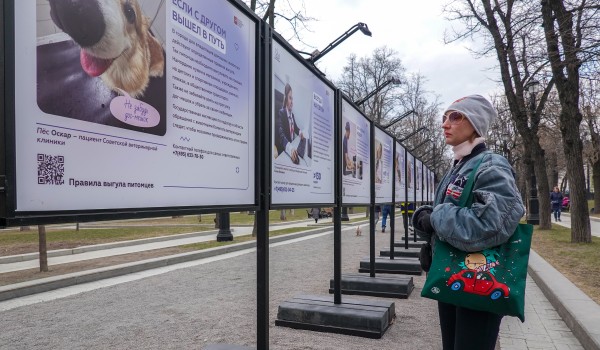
442, 111, 466, 124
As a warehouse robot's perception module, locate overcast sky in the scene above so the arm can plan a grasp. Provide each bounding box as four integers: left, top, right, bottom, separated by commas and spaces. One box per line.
280, 0, 502, 109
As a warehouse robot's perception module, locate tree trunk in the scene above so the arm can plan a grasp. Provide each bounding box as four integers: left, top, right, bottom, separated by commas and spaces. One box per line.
38, 225, 48, 272
279, 209, 286, 221
541, 0, 591, 243
214, 214, 220, 229
533, 143, 552, 229
593, 159, 600, 213
563, 125, 591, 242
560, 170, 568, 193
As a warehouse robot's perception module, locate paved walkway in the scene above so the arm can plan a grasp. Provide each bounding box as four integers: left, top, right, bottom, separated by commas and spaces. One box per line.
0, 213, 598, 349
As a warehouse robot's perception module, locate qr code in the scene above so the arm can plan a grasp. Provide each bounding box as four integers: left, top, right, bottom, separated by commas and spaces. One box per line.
37, 154, 65, 185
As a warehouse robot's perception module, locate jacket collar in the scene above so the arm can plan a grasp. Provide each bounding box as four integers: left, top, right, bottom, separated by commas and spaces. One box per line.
452, 142, 487, 168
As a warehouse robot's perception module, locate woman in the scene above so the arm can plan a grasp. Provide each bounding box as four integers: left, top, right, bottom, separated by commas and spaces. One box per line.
310, 207, 320, 223
550, 186, 563, 222
412, 95, 525, 350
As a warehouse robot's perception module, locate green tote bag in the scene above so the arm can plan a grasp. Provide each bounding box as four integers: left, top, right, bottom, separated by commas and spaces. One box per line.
420, 157, 533, 322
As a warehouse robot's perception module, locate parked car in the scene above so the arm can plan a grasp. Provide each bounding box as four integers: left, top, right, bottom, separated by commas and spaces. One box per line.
320, 208, 333, 218
306, 208, 333, 219
446, 269, 510, 300
562, 196, 570, 211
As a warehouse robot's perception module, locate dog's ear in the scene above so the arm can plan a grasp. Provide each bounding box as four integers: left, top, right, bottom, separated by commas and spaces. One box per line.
147, 32, 164, 77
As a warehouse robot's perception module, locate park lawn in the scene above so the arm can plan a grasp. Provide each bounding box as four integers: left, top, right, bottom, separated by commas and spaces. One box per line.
0, 226, 216, 256
0, 209, 361, 256
532, 225, 600, 304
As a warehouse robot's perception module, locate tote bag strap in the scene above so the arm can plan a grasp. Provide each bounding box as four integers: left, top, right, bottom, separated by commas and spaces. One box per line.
457, 153, 487, 208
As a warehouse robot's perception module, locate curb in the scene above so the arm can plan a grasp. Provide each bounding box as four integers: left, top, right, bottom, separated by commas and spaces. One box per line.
528, 250, 600, 350
0, 224, 364, 302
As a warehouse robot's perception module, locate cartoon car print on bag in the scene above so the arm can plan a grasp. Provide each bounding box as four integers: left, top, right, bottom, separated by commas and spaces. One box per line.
446, 269, 510, 300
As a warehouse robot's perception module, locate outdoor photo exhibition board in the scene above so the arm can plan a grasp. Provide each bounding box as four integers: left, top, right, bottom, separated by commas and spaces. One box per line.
271, 40, 335, 205
406, 152, 415, 201
12, 0, 256, 212
341, 99, 371, 205
395, 142, 406, 203
416, 159, 423, 202
374, 127, 393, 203
429, 168, 435, 201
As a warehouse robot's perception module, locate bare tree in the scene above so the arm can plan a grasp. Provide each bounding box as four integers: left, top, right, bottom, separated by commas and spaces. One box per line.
540, 0, 593, 242
245, 0, 315, 43
38, 225, 48, 272
337, 50, 449, 179
337, 46, 406, 124
444, 0, 556, 229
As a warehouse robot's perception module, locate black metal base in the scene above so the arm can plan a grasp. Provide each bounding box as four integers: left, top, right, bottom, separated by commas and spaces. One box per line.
275, 294, 395, 339
203, 345, 253, 350
400, 235, 423, 241
216, 231, 234, 242
329, 273, 414, 299
394, 240, 426, 249
359, 256, 422, 275
380, 247, 420, 258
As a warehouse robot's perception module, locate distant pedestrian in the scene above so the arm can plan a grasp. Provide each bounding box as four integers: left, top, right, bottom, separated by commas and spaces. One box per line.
381, 204, 392, 232
311, 208, 320, 223
550, 186, 563, 222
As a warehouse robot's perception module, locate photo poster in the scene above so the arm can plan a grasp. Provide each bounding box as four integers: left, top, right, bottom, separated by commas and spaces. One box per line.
12, 0, 257, 213
374, 127, 393, 203
271, 39, 335, 205
406, 152, 415, 201
416, 159, 423, 202
341, 99, 371, 205
394, 142, 406, 203
429, 168, 436, 201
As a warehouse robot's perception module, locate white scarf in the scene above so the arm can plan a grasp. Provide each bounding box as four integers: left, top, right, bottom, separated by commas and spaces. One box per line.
452, 137, 485, 160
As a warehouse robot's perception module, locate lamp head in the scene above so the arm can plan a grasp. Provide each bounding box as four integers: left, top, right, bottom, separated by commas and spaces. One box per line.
357, 22, 372, 36
390, 77, 401, 85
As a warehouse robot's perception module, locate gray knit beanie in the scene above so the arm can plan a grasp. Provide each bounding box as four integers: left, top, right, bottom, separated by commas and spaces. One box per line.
444, 95, 498, 137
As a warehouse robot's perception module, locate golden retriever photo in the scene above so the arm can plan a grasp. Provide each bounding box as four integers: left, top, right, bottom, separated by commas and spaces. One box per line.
37, 0, 167, 135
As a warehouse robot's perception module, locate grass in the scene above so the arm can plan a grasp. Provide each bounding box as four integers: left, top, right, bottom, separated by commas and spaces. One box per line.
0, 226, 207, 246
532, 224, 600, 304
0, 209, 368, 255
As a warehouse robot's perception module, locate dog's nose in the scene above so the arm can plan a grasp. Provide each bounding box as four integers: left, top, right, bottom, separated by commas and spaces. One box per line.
48, 0, 106, 48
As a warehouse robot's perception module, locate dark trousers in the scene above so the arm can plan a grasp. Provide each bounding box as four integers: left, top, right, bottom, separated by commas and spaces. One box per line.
552, 206, 561, 220
438, 301, 503, 350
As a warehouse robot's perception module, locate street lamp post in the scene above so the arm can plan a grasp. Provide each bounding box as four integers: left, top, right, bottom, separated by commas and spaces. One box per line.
399, 126, 427, 142
525, 80, 540, 225
305, 22, 372, 63
354, 77, 401, 106
216, 212, 233, 241
383, 110, 416, 129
